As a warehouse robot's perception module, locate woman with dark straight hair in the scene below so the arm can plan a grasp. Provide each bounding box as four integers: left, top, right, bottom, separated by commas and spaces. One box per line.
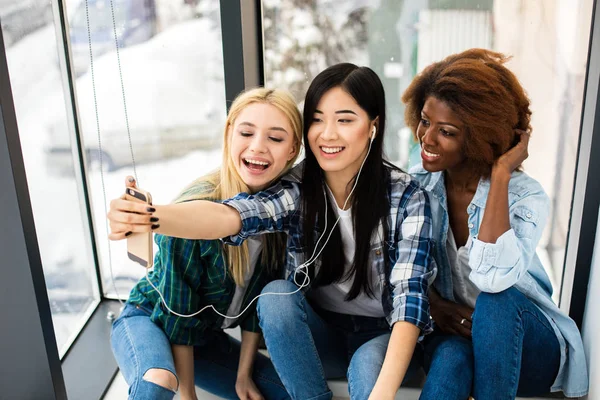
300, 63, 392, 300
403, 48, 588, 399
252, 63, 434, 399
107, 63, 436, 399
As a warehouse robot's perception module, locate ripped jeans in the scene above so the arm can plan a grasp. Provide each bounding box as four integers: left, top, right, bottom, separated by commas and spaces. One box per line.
111, 303, 289, 400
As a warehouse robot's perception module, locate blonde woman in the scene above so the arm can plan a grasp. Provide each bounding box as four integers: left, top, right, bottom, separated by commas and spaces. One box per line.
109, 88, 301, 400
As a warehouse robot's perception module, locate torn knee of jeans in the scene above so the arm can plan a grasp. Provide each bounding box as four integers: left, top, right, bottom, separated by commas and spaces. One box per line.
142, 368, 178, 392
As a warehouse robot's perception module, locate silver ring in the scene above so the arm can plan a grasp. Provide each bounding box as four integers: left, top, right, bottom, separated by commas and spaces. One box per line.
460, 318, 466, 325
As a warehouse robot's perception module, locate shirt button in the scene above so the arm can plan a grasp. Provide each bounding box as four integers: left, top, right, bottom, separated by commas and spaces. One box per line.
470, 205, 476, 210
468, 223, 474, 229
526, 212, 532, 219
375, 250, 381, 255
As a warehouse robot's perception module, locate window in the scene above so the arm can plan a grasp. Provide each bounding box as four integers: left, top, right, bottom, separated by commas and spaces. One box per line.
0, 0, 99, 356
0, 0, 227, 356
262, 0, 595, 302
62, 0, 227, 301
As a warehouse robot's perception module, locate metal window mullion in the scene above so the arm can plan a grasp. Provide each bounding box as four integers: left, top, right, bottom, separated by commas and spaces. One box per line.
52, 0, 107, 298
560, 0, 600, 329
219, 0, 264, 112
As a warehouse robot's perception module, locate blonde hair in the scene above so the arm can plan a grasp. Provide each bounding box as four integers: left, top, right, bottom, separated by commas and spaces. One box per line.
175, 88, 302, 286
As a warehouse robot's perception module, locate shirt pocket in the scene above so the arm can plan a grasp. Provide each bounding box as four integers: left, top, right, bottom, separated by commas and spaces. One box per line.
511, 206, 539, 238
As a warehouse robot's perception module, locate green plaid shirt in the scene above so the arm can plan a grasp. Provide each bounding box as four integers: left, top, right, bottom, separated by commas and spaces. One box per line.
127, 233, 279, 346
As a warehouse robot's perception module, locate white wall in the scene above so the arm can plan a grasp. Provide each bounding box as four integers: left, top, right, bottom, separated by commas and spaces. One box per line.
582, 207, 600, 400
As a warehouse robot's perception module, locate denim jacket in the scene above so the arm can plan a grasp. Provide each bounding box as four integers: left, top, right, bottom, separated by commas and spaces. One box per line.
410, 163, 589, 398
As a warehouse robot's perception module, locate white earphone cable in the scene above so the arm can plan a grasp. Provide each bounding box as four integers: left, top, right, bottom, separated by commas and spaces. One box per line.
145, 134, 376, 321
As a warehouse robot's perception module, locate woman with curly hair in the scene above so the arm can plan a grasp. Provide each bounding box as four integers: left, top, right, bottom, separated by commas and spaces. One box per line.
402, 48, 588, 399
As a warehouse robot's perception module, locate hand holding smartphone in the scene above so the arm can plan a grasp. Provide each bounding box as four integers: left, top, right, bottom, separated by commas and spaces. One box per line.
125, 187, 154, 268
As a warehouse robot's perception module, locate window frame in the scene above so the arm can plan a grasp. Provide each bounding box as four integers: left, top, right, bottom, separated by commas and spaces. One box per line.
559, 0, 600, 329
0, 21, 68, 399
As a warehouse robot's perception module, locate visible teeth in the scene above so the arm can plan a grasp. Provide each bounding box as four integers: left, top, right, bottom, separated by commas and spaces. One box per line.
321, 147, 343, 154
245, 158, 269, 166
423, 148, 439, 158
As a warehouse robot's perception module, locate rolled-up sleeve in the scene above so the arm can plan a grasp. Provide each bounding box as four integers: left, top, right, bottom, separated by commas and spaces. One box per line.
388, 186, 436, 334
239, 309, 261, 333
222, 180, 301, 245
469, 191, 549, 293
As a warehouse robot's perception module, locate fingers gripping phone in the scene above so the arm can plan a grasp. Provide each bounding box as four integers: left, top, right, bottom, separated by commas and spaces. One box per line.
125, 187, 154, 268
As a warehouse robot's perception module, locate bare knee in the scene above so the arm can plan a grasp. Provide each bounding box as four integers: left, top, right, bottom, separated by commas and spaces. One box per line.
142, 368, 178, 392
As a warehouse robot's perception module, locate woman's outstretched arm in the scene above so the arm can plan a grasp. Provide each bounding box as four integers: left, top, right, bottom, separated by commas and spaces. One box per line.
107, 176, 242, 240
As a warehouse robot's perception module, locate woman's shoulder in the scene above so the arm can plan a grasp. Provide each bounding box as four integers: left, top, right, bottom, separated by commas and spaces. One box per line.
385, 162, 413, 184
469, 171, 549, 217
174, 179, 218, 203
385, 163, 430, 200
508, 170, 546, 195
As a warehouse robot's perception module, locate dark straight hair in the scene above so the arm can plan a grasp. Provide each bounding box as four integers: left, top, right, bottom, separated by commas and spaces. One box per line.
301, 63, 393, 300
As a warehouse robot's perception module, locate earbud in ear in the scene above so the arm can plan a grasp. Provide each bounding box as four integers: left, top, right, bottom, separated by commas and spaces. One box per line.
370, 127, 376, 142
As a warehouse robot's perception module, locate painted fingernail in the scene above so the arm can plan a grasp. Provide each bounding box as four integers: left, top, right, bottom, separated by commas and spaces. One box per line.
125, 231, 132, 237
147, 207, 156, 212
151, 224, 160, 230
150, 217, 159, 222
128, 177, 135, 182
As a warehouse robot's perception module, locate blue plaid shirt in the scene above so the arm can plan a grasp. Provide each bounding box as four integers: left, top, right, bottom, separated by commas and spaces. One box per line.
223, 162, 436, 333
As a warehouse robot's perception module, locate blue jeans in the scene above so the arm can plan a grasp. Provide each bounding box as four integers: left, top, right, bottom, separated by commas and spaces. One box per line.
111, 303, 290, 400
257, 280, 396, 400
419, 288, 561, 400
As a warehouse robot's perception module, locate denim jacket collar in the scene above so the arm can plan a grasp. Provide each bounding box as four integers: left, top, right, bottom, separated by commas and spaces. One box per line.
411, 165, 489, 210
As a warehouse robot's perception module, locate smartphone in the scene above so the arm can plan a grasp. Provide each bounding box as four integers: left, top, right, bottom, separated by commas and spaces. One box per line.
125, 187, 154, 268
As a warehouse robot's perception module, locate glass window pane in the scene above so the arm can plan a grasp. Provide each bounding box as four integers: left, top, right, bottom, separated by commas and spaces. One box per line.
62, 0, 226, 299
262, 0, 594, 302
0, 0, 100, 356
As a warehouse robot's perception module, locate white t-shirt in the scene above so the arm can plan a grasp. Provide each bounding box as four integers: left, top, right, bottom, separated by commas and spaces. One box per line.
446, 229, 480, 308
221, 237, 263, 329
308, 187, 385, 317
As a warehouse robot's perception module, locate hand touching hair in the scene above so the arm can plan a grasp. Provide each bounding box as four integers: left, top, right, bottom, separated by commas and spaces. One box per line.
402, 48, 532, 178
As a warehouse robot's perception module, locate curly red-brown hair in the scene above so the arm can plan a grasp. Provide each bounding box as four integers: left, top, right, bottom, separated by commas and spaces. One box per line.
401, 48, 532, 178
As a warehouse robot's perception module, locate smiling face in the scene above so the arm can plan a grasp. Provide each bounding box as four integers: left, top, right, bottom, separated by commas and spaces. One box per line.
230, 102, 296, 192
307, 87, 375, 184
417, 96, 467, 173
